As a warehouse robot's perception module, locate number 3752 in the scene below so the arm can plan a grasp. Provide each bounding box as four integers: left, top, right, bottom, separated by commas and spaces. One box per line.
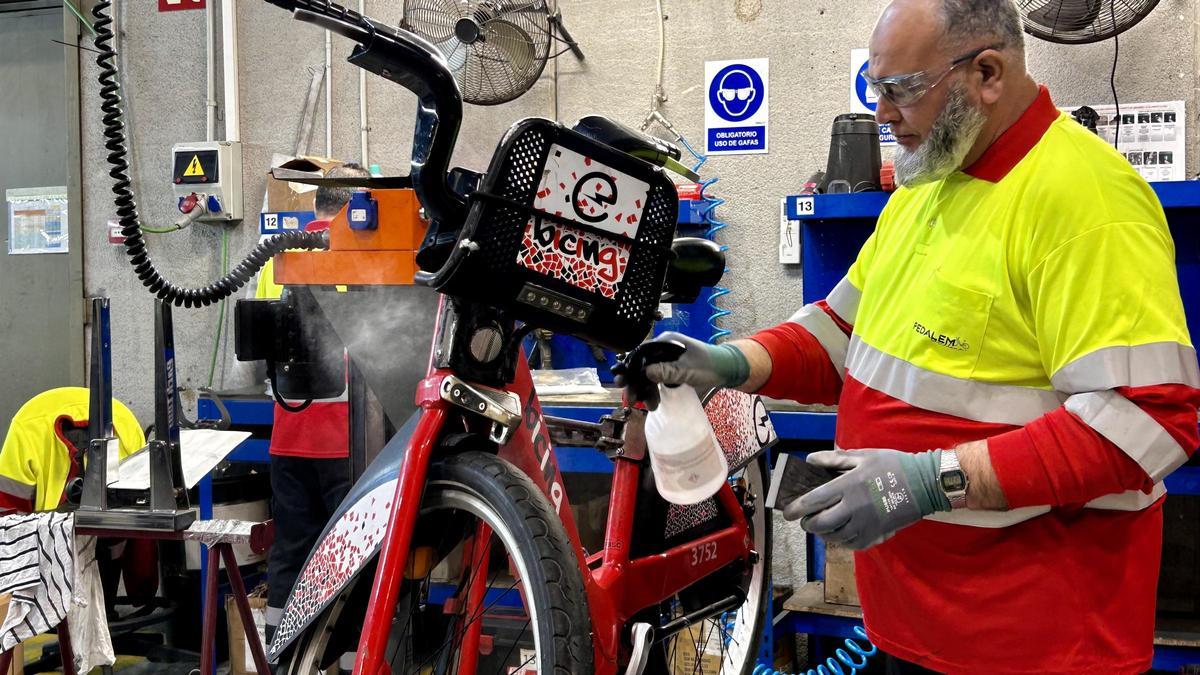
690, 542, 718, 566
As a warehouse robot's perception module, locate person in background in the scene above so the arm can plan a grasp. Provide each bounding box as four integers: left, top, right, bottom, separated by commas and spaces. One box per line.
260, 162, 371, 643
625, 0, 1199, 672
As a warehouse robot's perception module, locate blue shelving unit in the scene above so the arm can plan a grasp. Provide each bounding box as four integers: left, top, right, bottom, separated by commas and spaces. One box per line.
782, 181, 1200, 671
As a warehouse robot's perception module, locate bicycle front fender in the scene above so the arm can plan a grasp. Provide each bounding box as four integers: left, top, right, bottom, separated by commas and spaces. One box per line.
268, 410, 422, 661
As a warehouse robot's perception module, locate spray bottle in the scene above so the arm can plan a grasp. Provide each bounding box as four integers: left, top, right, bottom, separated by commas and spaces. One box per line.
644, 383, 728, 504
616, 340, 728, 505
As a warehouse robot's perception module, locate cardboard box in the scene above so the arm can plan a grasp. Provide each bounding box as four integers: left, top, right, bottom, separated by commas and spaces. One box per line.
0, 595, 25, 675
265, 156, 346, 214
226, 594, 268, 675
823, 540, 860, 606
670, 619, 724, 675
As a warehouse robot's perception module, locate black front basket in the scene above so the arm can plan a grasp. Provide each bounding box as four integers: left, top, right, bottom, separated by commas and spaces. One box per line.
434, 118, 679, 352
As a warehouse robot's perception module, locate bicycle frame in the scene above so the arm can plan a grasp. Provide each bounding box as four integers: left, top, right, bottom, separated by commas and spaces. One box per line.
351, 305, 755, 675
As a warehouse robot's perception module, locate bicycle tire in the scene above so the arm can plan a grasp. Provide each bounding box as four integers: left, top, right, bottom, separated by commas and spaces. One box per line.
279, 451, 594, 674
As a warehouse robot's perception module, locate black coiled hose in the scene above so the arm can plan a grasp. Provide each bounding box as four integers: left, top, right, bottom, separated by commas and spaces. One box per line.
91, 0, 328, 308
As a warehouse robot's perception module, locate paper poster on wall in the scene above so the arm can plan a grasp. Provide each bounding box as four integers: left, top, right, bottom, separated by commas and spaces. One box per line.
1060, 101, 1186, 182
779, 198, 800, 264
849, 49, 895, 147
705, 58, 769, 155
6, 187, 68, 255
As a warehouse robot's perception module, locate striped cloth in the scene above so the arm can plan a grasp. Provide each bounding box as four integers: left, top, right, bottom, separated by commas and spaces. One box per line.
0, 511, 73, 652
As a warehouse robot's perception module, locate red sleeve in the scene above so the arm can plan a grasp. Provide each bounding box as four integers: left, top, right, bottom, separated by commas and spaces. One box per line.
988, 383, 1200, 508
747, 301, 848, 406
0, 490, 32, 514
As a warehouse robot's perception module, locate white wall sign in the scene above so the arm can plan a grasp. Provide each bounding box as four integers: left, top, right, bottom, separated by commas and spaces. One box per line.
779, 198, 800, 264
850, 49, 895, 147
1060, 100, 1186, 182
705, 58, 769, 155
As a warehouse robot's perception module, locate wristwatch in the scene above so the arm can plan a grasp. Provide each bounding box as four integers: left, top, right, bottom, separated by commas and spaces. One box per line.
938, 449, 969, 510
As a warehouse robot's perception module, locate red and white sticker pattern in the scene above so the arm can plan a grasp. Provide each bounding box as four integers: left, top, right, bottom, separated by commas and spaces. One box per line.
270, 480, 396, 656
516, 144, 650, 298
517, 219, 631, 299
665, 391, 777, 538
705, 389, 776, 469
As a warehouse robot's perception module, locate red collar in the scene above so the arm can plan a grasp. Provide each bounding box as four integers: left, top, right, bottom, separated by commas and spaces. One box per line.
964, 85, 1059, 183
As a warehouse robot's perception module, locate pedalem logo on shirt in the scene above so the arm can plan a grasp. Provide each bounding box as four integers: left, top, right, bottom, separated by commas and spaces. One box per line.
913, 321, 970, 351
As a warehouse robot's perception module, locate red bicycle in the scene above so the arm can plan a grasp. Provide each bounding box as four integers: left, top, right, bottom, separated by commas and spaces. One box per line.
248, 3, 776, 674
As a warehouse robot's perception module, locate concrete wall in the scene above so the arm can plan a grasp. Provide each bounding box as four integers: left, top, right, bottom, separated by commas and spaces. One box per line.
78, 0, 1199, 586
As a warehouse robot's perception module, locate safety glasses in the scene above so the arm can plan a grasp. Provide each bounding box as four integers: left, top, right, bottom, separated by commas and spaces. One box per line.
719, 87, 754, 102
863, 45, 999, 108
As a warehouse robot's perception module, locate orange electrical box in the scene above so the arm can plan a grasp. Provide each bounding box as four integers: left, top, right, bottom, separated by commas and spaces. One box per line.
329, 188, 426, 252
274, 188, 428, 287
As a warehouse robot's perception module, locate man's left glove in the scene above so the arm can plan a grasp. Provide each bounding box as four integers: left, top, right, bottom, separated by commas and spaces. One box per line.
783, 449, 951, 550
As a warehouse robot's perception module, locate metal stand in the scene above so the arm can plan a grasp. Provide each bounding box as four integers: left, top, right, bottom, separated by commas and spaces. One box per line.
77, 298, 114, 514
75, 299, 195, 531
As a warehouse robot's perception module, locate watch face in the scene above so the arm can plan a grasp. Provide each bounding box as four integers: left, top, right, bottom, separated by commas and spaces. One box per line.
941, 470, 967, 493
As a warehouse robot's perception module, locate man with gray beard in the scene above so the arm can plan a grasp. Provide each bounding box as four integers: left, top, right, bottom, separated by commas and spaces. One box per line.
627, 0, 1200, 671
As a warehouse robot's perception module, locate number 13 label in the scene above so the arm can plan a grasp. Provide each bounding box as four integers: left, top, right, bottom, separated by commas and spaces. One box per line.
794, 197, 815, 216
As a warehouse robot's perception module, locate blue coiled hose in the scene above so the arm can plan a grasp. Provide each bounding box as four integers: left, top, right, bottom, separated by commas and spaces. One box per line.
698, 177, 732, 343
752, 626, 877, 675
676, 136, 731, 344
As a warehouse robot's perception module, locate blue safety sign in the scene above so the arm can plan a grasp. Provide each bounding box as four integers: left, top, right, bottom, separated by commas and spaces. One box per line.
705, 58, 769, 155
855, 60, 876, 113
850, 48, 895, 147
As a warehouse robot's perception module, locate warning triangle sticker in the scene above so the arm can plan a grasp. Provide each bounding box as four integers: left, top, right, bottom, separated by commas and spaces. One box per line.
183, 155, 205, 177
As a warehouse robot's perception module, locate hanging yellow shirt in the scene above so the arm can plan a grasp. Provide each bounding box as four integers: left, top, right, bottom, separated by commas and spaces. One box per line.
0, 387, 144, 512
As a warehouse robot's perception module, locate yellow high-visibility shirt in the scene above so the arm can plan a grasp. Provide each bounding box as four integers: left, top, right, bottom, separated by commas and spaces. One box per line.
0, 387, 144, 512
256, 258, 285, 301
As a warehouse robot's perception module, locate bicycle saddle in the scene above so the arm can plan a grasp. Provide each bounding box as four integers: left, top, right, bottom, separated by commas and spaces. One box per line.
573, 116, 681, 167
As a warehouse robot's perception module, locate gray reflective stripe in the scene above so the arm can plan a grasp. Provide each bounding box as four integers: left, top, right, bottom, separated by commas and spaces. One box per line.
825, 276, 861, 325
1086, 481, 1166, 510
926, 506, 1049, 528
846, 336, 1065, 426
1065, 390, 1190, 482
1052, 342, 1200, 394
0, 475, 34, 499
787, 305, 849, 378
265, 605, 283, 626
926, 484, 1165, 528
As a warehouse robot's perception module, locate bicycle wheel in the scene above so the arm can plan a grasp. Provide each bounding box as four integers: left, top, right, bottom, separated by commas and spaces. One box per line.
280, 451, 594, 674
641, 454, 771, 675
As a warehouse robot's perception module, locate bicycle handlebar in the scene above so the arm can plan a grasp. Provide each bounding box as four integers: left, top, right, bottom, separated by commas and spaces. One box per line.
269, 0, 468, 233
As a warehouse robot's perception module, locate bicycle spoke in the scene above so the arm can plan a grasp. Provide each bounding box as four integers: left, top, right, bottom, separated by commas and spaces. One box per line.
689, 620, 705, 675
491, 617, 533, 675
408, 572, 526, 674
396, 508, 482, 668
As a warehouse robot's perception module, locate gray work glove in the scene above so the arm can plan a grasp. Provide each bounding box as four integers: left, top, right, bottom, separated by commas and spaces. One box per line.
617, 332, 749, 410
784, 449, 950, 550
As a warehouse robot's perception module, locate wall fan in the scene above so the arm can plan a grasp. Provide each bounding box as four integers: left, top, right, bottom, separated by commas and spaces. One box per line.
402, 0, 583, 105
1019, 0, 1159, 44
